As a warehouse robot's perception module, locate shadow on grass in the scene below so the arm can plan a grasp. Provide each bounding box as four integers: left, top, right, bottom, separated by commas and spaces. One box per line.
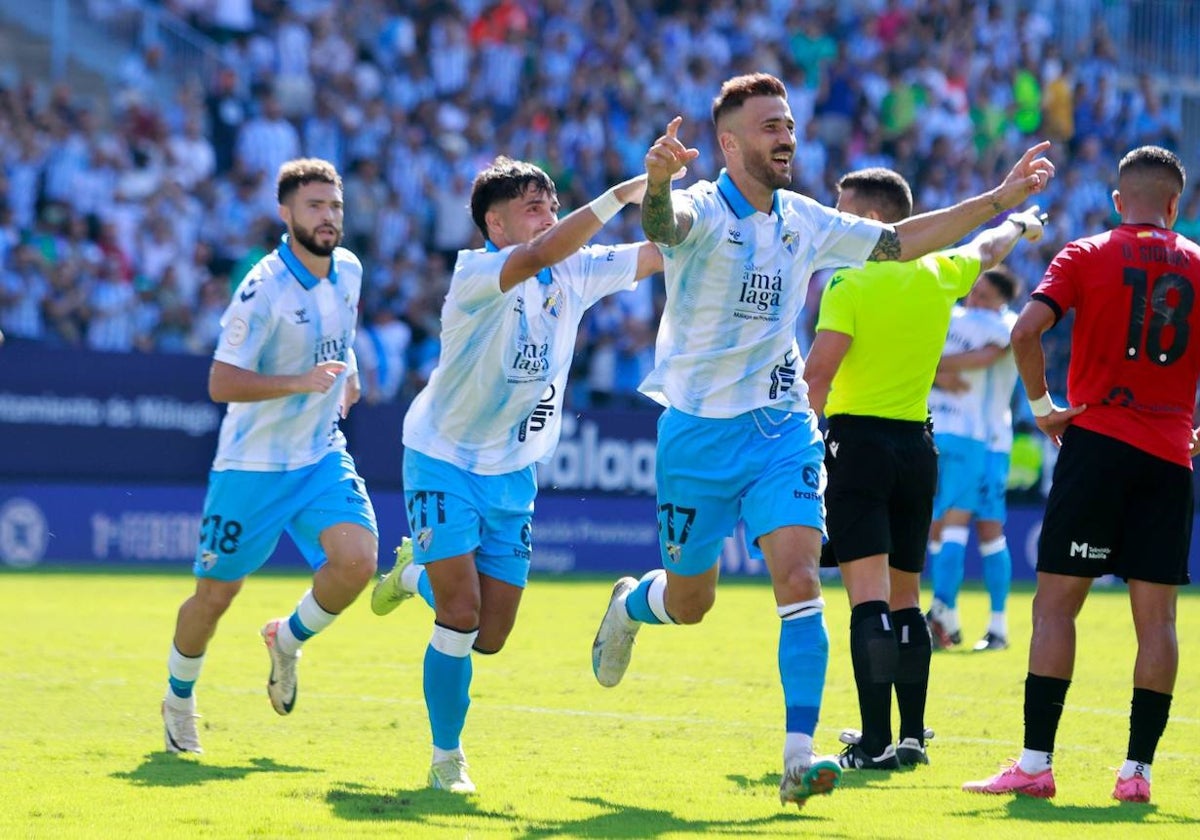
955, 796, 1200, 826
113, 753, 315, 787
327, 783, 847, 837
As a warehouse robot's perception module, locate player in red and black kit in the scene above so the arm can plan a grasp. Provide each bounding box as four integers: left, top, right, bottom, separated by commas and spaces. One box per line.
963, 146, 1200, 804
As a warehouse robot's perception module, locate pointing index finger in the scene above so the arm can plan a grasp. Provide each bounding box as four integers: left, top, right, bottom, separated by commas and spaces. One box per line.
665, 115, 683, 140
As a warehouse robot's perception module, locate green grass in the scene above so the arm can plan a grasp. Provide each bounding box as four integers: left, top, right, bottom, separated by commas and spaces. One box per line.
2, 569, 1197, 839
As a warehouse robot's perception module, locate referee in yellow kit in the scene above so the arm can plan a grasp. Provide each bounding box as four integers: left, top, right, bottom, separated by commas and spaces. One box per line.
803, 167, 1044, 773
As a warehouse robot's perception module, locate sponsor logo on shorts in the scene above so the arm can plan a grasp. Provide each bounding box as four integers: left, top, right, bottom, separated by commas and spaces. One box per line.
1068, 540, 1110, 561
828, 441, 839, 459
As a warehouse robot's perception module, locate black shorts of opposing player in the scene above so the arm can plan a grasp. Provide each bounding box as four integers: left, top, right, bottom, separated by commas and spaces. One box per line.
1039, 426, 1193, 585
820, 414, 937, 573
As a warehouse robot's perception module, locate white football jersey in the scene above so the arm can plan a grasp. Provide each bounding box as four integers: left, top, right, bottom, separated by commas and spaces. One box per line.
929, 305, 1012, 441
640, 170, 885, 417
983, 307, 1020, 453
403, 242, 639, 474
211, 236, 362, 471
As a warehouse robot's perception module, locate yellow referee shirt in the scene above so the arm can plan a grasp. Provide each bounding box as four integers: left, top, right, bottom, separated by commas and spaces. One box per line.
815, 247, 980, 421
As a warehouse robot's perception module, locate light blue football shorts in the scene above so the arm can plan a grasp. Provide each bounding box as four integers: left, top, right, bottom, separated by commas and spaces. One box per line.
655, 406, 825, 576
195, 450, 377, 580
977, 449, 1011, 523
932, 432, 988, 519
402, 447, 535, 589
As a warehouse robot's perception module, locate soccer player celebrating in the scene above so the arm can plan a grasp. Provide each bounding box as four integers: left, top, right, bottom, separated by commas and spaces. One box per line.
926, 267, 1024, 653
803, 169, 1043, 773
161, 159, 378, 754
588, 72, 1054, 809
964, 146, 1200, 804
369, 157, 662, 794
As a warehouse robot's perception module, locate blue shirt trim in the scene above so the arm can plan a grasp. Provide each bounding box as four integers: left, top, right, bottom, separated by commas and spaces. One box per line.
485, 239, 553, 285
278, 233, 337, 290
715, 169, 781, 219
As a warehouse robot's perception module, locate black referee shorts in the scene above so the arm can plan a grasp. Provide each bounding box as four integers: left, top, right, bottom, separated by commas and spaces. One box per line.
1038, 425, 1193, 585
820, 414, 938, 572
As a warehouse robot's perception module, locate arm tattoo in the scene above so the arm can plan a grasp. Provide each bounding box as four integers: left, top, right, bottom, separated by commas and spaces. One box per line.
641, 180, 684, 246
867, 228, 901, 262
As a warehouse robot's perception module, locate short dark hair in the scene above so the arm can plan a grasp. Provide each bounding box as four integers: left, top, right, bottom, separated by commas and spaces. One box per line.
711, 73, 788, 128
835, 168, 914, 223
1118, 145, 1186, 202
981, 265, 1020, 302
469, 156, 557, 241
277, 158, 342, 204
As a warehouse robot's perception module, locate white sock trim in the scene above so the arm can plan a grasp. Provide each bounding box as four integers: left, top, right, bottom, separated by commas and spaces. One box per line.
980, 535, 1008, 556
644, 569, 673, 624
168, 645, 204, 682
778, 597, 825, 621
942, 525, 969, 546
400, 563, 424, 593
296, 589, 338, 635
927, 540, 942, 555
430, 624, 478, 658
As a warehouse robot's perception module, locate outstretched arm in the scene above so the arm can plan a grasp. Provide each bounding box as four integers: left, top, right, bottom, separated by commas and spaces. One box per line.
874, 142, 1056, 262
642, 116, 700, 247
499, 175, 651, 292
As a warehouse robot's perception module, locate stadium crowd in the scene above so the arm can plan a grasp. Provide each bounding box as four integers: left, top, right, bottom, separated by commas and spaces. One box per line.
1, 0, 1194, 411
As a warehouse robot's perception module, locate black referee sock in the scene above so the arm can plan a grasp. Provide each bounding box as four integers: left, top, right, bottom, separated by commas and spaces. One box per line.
1128, 687, 1172, 764
891, 607, 931, 743
849, 600, 898, 753
1023, 673, 1071, 754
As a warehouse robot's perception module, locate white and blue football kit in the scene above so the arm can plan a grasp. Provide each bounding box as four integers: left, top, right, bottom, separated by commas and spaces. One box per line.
622, 170, 884, 754
641, 170, 884, 569
979, 308, 1020, 522
929, 305, 1012, 611
929, 305, 1011, 519
402, 242, 640, 584
403, 239, 640, 756
196, 235, 377, 580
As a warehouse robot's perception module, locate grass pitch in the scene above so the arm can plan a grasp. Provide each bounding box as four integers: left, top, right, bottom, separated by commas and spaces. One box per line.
1, 568, 1197, 839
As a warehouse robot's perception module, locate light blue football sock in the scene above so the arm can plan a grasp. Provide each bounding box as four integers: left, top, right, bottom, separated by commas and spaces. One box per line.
624, 569, 671, 625
778, 609, 828, 737
981, 544, 1012, 614
423, 624, 477, 751
932, 541, 966, 609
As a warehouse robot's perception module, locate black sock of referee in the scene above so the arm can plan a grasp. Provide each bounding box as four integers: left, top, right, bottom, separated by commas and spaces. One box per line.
1127, 687, 1172, 766
849, 600, 898, 755
1024, 673, 1071, 756
891, 607, 931, 744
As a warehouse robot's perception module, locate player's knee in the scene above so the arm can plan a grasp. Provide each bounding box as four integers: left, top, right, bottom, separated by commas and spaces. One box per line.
665, 590, 715, 625
328, 548, 378, 590
194, 579, 241, 618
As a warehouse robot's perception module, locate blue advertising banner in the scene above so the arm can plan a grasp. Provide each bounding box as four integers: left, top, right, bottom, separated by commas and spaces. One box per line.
4, 481, 1198, 583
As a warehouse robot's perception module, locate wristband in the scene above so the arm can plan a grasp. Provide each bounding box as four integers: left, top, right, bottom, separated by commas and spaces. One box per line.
588, 188, 624, 224
1028, 393, 1054, 417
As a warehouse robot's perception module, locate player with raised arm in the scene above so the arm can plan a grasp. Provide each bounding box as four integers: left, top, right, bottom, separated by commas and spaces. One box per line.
587, 72, 1053, 809
964, 146, 1200, 804
803, 169, 1043, 773
161, 159, 377, 754
368, 157, 662, 794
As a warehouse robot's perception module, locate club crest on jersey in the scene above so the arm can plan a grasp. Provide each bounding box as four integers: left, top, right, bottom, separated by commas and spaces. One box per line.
665, 542, 683, 564
781, 229, 800, 254
543, 286, 561, 318
416, 526, 434, 552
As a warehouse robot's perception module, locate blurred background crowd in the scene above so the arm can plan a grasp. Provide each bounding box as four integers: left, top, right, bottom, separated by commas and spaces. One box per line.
2, 0, 1198, 414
